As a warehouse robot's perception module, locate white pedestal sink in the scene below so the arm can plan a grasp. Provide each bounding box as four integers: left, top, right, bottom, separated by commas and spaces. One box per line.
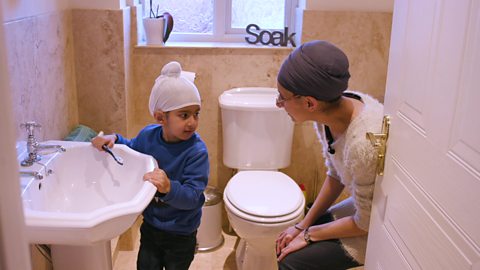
19, 141, 157, 270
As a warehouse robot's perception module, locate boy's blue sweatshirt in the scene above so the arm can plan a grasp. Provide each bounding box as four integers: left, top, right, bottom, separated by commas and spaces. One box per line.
116, 124, 209, 235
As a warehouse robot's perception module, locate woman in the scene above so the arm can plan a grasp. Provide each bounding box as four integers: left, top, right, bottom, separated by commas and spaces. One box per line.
275, 40, 384, 270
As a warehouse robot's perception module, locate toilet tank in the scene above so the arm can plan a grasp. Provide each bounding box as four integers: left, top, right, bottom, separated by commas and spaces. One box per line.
219, 87, 294, 170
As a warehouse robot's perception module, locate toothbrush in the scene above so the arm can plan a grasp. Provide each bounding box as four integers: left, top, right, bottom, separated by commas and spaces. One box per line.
98, 131, 124, 166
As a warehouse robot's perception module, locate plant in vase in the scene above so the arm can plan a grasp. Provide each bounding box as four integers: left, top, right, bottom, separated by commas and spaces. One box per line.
143, 0, 174, 45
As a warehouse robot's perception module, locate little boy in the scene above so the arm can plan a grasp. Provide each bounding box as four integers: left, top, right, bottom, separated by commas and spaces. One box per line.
91, 61, 209, 270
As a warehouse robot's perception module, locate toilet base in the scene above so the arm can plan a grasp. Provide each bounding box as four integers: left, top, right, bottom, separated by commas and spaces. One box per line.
235, 238, 279, 270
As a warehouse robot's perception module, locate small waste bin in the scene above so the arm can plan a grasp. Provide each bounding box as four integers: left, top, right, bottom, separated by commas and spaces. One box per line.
197, 186, 224, 252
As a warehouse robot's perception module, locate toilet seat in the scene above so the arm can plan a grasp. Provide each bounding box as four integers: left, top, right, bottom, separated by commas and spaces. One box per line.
224, 171, 304, 224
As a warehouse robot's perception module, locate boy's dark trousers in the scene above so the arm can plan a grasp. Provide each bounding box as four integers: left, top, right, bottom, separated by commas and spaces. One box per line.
137, 221, 197, 270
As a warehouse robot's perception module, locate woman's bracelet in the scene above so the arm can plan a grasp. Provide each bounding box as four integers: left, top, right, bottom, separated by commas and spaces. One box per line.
293, 223, 305, 231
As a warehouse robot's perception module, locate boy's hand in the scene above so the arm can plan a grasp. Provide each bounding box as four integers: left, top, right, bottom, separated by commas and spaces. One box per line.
144, 168, 171, 194
91, 132, 116, 151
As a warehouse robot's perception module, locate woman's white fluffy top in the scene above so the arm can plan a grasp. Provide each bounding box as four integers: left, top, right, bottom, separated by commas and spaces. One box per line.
314, 91, 384, 264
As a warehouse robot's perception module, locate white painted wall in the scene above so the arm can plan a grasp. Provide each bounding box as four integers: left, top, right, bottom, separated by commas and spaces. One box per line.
305, 0, 393, 12
0, 2, 32, 269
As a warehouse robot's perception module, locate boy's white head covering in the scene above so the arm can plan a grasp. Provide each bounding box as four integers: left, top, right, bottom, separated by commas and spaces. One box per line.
148, 61, 201, 116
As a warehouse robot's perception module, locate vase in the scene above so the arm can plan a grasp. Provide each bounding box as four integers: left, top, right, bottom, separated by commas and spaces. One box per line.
143, 17, 165, 45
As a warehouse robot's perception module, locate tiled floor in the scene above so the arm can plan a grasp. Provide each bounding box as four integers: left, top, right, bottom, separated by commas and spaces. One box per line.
113, 227, 364, 270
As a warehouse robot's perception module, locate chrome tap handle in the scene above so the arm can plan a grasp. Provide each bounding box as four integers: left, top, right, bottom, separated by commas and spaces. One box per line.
20, 121, 42, 137
19, 171, 44, 180
20, 121, 42, 166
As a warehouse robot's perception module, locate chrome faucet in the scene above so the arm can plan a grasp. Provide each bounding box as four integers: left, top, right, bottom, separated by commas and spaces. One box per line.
19, 171, 44, 180
20, 122, 66, 167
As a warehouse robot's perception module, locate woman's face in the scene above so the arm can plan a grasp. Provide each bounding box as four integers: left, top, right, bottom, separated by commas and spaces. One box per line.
276, 82, 307, 122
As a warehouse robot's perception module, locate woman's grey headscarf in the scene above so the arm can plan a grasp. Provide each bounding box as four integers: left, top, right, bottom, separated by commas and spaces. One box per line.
277, 40, 350, 102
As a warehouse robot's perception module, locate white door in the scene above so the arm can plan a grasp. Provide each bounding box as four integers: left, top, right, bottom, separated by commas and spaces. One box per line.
365, 0, 480, 269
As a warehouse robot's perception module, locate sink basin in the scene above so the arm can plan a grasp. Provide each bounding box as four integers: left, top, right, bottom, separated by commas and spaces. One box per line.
19, 140, 157, 245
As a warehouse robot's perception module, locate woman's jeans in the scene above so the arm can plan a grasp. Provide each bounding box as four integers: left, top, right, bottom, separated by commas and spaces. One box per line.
278, 213, 362, 270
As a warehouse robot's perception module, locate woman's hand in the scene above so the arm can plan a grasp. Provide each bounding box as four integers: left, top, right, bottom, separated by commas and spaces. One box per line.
277, 231, 308, 261
276, 225, 302, 256
143, 168, 171, 194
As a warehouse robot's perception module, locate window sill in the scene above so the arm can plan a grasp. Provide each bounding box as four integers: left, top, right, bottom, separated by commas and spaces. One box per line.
135, 41, 295, 51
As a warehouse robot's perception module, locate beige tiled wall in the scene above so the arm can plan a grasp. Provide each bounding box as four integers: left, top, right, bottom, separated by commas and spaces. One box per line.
71, 9, 130, 135
302, 10, 393, 103
3, 6, 392, 268
129, 46, 294, 192
4, 6, 392, 207
124, 10, 392, 202
4, 10, 78, 142
127, 44, 329, 243
299, 10, 392, 201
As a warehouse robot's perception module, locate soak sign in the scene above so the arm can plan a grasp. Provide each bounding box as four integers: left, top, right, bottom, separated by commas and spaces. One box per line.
245, 24, 296, 47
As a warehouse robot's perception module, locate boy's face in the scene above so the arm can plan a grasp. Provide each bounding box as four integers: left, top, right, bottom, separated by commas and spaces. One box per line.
156, 105, 200, 143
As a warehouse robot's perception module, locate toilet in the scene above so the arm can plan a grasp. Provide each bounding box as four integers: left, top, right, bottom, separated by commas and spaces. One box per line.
219, 87, 305, 270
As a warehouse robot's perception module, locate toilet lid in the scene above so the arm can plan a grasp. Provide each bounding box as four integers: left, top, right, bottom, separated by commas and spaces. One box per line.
219, 87, 282, 112
225, 171, 303, 217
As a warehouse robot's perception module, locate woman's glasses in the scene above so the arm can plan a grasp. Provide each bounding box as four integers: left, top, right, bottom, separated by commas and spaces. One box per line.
276, 94, 300, 107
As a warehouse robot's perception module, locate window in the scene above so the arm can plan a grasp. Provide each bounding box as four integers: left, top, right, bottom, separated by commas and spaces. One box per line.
144, 0, 297, 43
